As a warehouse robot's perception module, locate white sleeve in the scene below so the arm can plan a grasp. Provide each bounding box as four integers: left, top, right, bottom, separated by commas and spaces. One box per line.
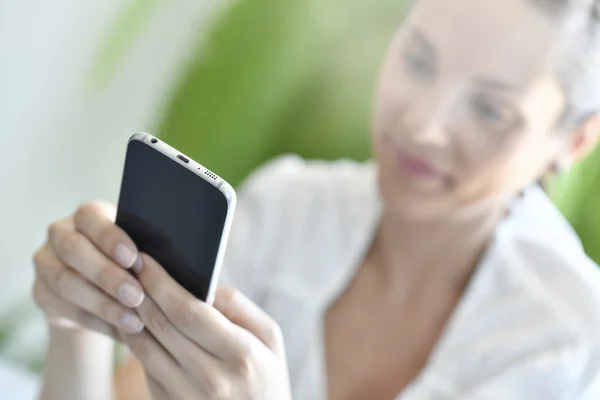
218, 155, 305, 303
580, 375, 600, 400
402, 347, 595, 400
576, 342, 600, 400
460, 346, 591, 400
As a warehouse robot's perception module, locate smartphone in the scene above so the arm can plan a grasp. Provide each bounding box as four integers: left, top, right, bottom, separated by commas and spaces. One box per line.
115, 132, 236, 304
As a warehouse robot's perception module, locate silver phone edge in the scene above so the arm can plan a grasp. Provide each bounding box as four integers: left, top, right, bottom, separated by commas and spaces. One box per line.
128, 132, 238, 305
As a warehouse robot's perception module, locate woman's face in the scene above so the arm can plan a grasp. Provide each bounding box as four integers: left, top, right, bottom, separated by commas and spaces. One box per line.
373, 0, 568, 219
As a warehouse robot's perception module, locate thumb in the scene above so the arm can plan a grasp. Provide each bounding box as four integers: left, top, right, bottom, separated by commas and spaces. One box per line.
213, 287, 284, 354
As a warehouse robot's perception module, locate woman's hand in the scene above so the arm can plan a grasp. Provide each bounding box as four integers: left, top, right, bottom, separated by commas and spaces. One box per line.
33, 201, 146, 340
121, 254, 292, 400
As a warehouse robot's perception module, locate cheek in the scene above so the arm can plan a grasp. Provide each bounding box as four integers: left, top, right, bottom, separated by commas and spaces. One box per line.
372, 93, 394, 160
454, 137, 549, 204
459, 135, 514, 176
372, 78, 410, 146
373, 82, 396, 131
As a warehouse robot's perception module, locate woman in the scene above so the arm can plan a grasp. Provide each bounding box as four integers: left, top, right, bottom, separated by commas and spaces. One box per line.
33, 0, 600, 398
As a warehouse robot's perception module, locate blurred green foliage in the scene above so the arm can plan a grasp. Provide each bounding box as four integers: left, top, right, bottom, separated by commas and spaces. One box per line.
158, 0, 406, 186
549, 145, 600, 263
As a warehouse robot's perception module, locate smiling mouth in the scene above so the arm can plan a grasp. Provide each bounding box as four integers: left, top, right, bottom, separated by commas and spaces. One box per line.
394, 148, 441, 179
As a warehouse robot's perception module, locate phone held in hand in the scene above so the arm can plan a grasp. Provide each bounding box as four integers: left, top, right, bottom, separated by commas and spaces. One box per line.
116, 132, 237, 304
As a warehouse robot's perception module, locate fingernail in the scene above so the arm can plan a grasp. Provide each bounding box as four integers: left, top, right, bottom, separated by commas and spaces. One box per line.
115, 244, 137, 268
132, 255, 143, 274
120, 312, 144, 333
118, 282, 144, 307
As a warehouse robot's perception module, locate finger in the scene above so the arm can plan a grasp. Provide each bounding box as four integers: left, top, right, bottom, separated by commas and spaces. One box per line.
33, 279, 119, 341
137, 295, 232, 398
136, 254, 245, 359
120, 330, 198, 399
34, 249, 144, 334
214, 287, 285, 354
72, 201, 141, 270
46, 221, 145, 308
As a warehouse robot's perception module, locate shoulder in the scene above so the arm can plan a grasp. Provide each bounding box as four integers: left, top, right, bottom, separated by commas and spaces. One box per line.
238, 154, 376, 205
502, 188, 600, 397
221, 155, 379, 300
431, 186, 600, 398
235, 154, 378, 233
505, 186, 600, 345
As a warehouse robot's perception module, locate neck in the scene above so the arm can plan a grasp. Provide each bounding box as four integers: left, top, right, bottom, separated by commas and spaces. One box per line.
371, 205, 504, 294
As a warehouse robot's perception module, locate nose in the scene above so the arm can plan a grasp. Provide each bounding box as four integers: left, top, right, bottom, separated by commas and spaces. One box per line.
404, 91, 454, 147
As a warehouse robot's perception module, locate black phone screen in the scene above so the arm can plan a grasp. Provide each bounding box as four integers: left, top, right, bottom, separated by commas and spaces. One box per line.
116, 140, 229, 301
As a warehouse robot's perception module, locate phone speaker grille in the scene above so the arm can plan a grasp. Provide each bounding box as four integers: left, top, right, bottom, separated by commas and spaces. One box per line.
205, 170, 217, 180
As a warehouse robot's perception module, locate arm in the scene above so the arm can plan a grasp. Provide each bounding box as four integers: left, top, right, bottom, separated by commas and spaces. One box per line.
39, 327, 115, 400
41, 329, 152, 400
33, 202, 146, 400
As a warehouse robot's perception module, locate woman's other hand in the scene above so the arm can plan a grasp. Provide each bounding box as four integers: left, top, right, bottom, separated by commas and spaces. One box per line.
121, 254, 292, 400
33, 201, 146, 340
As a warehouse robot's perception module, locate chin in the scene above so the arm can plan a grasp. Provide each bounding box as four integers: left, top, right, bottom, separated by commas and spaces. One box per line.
377, 172, 451, 221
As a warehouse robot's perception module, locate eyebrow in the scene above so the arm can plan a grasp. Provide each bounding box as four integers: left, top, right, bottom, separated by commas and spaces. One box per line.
472, 78, 523, 93
405, 27, 523, 94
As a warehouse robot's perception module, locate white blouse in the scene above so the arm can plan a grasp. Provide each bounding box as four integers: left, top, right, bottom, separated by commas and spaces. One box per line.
220, 155, 600, 399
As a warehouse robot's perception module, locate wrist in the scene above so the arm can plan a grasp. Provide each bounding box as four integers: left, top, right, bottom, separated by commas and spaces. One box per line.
47, 324, 115, 359
48, 323, 97, 339
41, 325, 116, 400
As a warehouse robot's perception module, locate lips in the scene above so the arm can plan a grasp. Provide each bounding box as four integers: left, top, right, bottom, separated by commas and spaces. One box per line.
394, 149, 441, 179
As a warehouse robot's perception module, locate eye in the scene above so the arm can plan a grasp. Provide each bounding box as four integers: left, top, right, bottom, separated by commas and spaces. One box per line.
469, 93, 520, 131
402, 50, 435, 80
